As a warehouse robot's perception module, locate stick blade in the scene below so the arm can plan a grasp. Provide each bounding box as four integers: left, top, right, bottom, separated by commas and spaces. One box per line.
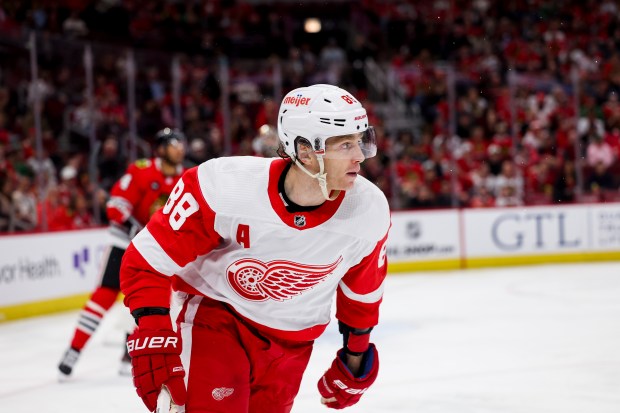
155, 387, 171, 413
156, 386, 185, 413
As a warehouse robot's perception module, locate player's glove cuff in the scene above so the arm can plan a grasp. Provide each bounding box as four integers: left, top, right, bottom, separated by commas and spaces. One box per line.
318, 344, 379, 409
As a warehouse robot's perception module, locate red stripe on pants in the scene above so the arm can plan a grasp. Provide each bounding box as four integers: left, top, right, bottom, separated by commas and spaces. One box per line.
179, 296, 313, 413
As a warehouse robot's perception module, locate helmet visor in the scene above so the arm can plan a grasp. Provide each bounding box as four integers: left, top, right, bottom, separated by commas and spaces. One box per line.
322, 127, 377, 160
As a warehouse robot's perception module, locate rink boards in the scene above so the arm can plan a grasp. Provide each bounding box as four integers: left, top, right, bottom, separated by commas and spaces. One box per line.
0, 228, 112, 321
1, 203, 620, 321
388, 202, 620, 272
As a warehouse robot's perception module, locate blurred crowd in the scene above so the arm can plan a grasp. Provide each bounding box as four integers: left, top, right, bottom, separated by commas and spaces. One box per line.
387, 0, 620, 209
1, 0, 620, 233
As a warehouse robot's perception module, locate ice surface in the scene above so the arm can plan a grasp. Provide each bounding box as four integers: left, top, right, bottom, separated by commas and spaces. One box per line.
1, 262, 619, 413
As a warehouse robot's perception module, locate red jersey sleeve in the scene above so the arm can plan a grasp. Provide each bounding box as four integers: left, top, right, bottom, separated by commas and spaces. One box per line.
335, 232, 389, 329
106, 163, 143, 225
120, 166, 222, 312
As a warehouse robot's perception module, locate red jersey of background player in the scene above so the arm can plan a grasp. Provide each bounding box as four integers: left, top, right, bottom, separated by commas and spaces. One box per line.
107, 158, 184, 227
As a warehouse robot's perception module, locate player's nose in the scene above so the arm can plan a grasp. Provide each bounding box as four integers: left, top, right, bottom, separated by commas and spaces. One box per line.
352, 143, 365, 162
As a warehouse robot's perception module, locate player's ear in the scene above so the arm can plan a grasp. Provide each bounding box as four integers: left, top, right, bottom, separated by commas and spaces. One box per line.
296, 139, 315, 166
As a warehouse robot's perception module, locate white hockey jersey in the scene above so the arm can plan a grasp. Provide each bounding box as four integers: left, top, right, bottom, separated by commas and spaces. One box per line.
121, 157, 390, 341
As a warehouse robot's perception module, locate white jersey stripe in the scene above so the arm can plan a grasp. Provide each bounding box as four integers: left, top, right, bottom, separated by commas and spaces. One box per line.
179, 295, 202, 388
132, 227, 183, 276
338, 280, 384, 304
85, 300, 107, 316
181, 295, 202, 326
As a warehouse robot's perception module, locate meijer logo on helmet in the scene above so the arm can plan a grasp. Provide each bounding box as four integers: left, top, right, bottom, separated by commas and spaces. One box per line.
283, 94, 311, 106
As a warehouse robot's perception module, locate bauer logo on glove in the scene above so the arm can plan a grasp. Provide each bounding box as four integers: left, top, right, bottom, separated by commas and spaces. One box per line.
127, 335, 179, 352
330, 378, 369, 395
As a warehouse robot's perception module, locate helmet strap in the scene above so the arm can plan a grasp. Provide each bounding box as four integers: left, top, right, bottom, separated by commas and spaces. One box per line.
294, 155, 339, 201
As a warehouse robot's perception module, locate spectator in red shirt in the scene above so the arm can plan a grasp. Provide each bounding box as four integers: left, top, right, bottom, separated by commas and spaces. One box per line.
470, 185, 495, 208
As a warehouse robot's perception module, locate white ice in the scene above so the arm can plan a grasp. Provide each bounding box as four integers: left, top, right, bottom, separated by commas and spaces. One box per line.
1, 262, 619, 413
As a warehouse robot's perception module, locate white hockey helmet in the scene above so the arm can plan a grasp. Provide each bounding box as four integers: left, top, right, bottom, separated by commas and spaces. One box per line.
277, 84, 376, 160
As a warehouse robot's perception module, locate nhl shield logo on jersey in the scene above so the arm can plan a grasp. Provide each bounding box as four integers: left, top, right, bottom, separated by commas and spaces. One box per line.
226, 256, 343, 301
294, 215, 306, 227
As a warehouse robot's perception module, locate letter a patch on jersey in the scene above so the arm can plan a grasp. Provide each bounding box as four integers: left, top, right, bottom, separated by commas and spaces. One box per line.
236, 224, 251, 248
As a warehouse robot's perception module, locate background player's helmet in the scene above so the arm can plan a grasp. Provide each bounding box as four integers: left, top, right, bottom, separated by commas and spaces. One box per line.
277, 84, 376, 160
155, 128, 185, 148
252, 124, 279, 157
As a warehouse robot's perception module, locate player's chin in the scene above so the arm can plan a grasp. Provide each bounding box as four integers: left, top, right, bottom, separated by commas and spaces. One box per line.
342, 173, 358, 188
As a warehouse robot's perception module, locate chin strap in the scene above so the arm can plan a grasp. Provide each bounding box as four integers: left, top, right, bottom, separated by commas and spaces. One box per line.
294, 155, 339, 201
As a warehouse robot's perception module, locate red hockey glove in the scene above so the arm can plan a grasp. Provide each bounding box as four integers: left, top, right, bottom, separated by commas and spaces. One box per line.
317, 344, 379, 409
126, 314, 186, 412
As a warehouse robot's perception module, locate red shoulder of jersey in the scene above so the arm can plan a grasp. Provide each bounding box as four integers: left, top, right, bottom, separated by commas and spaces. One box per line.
336, 230, 389, 329
120, 166, 222, 311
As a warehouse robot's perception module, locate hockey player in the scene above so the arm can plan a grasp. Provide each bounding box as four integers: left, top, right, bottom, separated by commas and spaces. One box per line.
58, 128, 186, 378
120, 84, 390, 412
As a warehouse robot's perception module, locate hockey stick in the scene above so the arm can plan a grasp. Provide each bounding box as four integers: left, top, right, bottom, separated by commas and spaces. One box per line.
156, 386, 185, 413
155, 386, 171, 413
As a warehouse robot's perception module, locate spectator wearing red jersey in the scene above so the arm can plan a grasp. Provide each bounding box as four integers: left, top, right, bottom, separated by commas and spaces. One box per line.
470, 185, 496, 208
70, 192, 93, 229
40, 186, 72, 231
604, 127, 620, 159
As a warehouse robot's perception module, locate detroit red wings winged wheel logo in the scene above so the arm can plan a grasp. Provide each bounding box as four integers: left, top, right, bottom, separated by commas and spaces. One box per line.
226, 257, 343, 301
